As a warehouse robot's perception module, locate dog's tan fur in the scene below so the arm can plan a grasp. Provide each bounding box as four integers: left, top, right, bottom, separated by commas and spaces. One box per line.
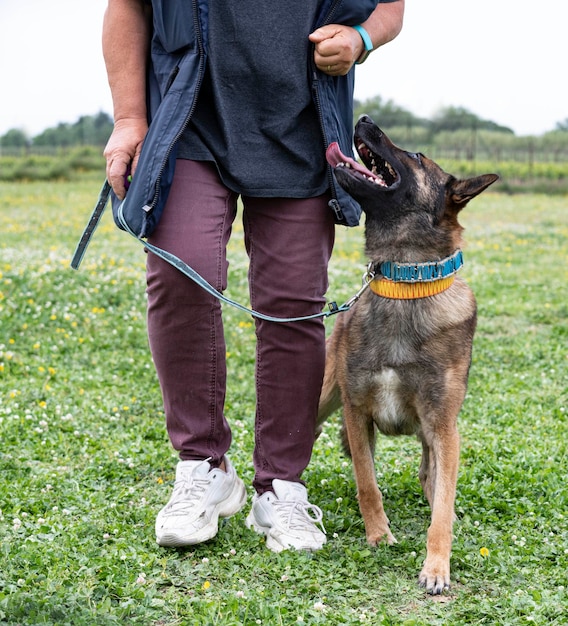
318, 117, 498, 594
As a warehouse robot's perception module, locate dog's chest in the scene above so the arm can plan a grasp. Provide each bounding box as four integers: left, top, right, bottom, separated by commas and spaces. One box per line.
356, 368, 418, 436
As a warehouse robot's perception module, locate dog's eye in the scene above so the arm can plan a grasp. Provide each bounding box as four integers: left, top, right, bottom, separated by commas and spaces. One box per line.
407, 152, 422, 163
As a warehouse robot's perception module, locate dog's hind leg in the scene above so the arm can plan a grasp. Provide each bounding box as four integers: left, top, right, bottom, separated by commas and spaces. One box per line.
418, 420, 460, 594
419, 433, 458, 519
343, 403, 396, 546
418, 435, 435, 508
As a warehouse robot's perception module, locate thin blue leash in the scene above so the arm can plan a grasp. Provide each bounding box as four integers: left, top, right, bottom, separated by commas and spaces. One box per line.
140, 235, 358, 323
72, 180, 363, 323
72, 180, 463, 321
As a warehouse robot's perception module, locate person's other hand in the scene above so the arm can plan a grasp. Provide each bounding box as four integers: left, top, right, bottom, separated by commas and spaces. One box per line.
103, 118, 148, 199
309, 24, 365, 76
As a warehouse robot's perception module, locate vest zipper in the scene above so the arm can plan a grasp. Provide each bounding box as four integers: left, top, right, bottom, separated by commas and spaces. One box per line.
142, 0, 206, 231
311, 0, 346, 224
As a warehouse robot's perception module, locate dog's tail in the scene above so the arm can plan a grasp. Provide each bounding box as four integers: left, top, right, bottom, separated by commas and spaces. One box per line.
315, 356, 342, 439
317, 377, 353, 457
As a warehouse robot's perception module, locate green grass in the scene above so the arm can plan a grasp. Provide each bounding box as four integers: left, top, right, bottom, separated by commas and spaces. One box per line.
0, 179, 567, 625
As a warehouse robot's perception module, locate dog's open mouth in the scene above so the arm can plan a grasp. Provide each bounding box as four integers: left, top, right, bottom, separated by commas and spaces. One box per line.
326, 141, 399, 188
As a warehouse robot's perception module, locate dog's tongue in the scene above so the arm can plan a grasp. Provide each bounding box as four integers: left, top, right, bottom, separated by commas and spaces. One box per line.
326, 142, 372, 177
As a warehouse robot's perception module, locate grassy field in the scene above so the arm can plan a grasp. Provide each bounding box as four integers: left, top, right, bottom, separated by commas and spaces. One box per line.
0, 178, 567, 625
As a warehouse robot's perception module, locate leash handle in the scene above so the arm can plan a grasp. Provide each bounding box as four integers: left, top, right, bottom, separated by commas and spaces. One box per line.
71, 180, 112, 270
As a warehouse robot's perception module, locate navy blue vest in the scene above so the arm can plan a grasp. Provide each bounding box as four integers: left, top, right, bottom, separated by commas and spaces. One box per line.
113, 0, 385, 237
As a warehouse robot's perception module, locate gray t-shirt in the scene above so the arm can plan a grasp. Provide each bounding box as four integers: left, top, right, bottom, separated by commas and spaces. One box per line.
178, 0, 328, 198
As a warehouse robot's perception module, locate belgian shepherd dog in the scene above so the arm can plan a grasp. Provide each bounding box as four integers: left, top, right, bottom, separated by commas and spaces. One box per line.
317, 116, 498, 594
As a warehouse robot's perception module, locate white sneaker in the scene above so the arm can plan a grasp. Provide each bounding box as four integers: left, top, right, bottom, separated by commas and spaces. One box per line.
155, 457, 246, 547
245, 479, 326, 552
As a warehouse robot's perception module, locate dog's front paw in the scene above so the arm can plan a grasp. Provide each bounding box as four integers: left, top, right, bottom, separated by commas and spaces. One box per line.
367, 527, 397, 546
418, 558, 450, 595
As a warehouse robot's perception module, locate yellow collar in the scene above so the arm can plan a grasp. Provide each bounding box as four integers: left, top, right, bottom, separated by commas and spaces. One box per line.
369, 275, 455, 299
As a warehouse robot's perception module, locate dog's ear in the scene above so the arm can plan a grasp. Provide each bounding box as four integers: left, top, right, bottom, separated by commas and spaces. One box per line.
450, 174, 499, 208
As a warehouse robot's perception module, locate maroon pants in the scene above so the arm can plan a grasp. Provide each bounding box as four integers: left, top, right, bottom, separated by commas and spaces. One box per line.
146, 160, 335, 493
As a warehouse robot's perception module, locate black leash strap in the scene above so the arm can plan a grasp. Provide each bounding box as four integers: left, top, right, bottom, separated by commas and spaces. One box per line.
70, 180, 112, 270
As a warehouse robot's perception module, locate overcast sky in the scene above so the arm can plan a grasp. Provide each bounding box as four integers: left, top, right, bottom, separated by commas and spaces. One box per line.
0, 0, 564, 138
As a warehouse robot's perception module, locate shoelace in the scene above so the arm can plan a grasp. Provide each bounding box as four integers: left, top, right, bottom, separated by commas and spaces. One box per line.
166, 459, 213, 514
273, 500, 327, 535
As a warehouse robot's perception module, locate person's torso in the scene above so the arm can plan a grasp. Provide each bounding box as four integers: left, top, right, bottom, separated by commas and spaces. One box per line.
178, 0, 327, 198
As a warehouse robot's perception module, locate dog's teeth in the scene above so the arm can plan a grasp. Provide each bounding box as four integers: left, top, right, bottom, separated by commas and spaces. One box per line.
367, 174, 386, 187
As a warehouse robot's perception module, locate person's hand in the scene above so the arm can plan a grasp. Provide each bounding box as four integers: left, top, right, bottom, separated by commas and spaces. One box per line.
309, 24, 365, 76
103, 117, 148, 199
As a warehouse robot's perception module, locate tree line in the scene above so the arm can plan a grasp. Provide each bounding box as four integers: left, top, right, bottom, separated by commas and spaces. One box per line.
0, 112, 114, 149
352, 98, 568, 164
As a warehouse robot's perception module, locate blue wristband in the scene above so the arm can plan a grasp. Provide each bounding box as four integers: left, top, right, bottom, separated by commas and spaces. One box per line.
353, 24, 373, 64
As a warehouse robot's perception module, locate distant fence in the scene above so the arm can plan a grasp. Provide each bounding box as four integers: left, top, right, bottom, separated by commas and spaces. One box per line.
370, 126, 568, 165
0, 145, 105, 158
